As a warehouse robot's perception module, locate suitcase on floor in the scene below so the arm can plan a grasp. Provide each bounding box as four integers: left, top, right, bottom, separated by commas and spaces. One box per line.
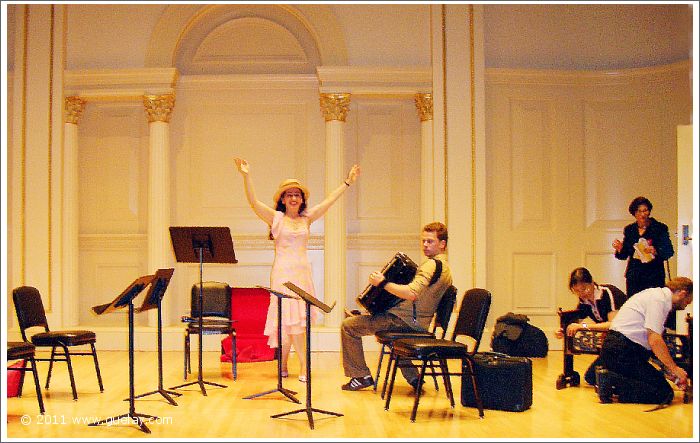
461, 352, 532, 412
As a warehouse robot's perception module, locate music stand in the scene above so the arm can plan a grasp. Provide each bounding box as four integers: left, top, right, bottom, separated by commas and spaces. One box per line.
131, 268, 182, 406
89, 274, 157, 434
243, 286, 301, 404
270, 281, 342, 430
169, 226, 237, 396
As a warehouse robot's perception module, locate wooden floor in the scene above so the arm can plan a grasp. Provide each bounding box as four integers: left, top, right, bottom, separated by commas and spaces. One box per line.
4, 349, 696, 439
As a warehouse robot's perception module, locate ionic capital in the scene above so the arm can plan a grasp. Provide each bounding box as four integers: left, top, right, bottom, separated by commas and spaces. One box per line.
143, 94, 175, 123
64, 96, 86, 125
320, 93, 351, 122
415, 93, 433, 122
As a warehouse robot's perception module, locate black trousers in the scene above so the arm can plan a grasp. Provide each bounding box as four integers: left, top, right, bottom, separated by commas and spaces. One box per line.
599, 330, 673, 404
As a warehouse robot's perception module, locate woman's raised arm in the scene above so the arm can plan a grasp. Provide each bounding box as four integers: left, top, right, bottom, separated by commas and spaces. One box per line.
305, 164, 360, 223
235, 158, 275, 225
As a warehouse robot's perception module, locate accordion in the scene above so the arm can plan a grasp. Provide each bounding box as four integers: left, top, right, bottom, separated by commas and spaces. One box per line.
356, 252, 418, 315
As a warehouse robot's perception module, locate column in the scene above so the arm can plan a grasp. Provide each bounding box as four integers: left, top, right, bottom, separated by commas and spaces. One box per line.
430, 5, 485, 291
143, 93, 175, 326
415, 93, 434, 228
62, 96, 86, 327
319, 93, 351, 328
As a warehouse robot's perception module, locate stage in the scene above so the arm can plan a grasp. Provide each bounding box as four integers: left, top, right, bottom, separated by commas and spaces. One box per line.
4, 350, 695, 439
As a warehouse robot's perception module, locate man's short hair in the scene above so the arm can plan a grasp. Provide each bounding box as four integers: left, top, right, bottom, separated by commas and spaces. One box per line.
667, 276, 693, 296
423, 222, 448, 244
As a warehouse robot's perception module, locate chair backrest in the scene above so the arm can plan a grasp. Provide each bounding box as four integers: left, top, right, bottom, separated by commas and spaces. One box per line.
450, 288, 492, 353
12, 286, 50, 341
433, 285, 458, 338
191, 281, 231, 318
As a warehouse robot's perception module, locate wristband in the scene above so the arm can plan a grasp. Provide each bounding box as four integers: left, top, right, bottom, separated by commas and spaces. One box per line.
344, 180, 350, 187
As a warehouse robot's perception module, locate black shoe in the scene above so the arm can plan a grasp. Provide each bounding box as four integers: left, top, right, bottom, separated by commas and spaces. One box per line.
342, 375, 374, 391
409, 378, 425, 394
596, 367, 613, 403
660, 389, 675, 405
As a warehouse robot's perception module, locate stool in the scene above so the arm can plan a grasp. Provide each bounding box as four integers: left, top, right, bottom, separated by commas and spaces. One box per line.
8, 341, 45, 414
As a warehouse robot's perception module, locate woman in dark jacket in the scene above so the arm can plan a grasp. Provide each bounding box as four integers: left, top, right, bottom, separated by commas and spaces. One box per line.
612, 196, 674, 297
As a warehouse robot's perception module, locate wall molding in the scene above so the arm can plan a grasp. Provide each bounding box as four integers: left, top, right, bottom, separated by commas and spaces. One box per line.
64, 68, 179, 100
317, 66, 432, 95
486, 60, 690, 86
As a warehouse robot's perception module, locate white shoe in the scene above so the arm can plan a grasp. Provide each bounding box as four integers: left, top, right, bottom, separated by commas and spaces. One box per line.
298, 375, 307, 383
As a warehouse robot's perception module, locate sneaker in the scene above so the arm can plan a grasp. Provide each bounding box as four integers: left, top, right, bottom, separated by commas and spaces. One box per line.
342, 375, 374, 391
409, 378, 425, 394
596, 367, 613, 403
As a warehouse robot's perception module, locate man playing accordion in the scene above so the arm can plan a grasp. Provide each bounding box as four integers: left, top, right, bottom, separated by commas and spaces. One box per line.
340, 222, 453, 391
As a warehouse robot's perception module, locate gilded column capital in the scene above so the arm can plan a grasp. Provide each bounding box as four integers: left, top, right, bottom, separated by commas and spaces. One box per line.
64, 96, 86, 125
320, 93, 351, 122
143, 93, 176, 123
415, 93, 433, 122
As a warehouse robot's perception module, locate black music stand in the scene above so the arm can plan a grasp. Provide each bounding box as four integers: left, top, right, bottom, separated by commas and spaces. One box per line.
131, 268, 182, 406
243, 286, 301, 404
270, 281, 342, 430
169, 226, 237, 396
89, 274, 157, 434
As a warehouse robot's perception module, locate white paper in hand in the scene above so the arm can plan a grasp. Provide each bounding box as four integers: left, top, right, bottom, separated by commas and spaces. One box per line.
633, 238, 654, 263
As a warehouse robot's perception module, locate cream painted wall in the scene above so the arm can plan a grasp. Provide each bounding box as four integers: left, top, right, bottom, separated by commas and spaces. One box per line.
63, 73, 422, 347
485, 62, 692, 343
63, 4, 431, 70
5, 4, 694, 353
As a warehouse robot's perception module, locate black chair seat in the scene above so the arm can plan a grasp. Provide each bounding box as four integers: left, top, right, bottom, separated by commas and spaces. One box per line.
8, 341, 36, 360
186, 323, 235, 334
376, 329, 435, 345
31, 330, 96, 347
394, 338, 468, 359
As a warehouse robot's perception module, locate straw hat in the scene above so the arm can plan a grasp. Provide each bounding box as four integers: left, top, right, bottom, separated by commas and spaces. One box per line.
273, 179, 310, 205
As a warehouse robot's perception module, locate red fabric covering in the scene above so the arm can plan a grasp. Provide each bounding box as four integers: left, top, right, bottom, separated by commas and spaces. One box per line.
221, 287, 276, 363
6, 360, 26, 398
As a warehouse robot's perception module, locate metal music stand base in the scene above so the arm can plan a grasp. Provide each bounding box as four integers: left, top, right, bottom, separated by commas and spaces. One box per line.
89, 289, 158, 434
131, 280, 182, 405
270, 294, 342, 429
132, 388, 181, 406
244, 286, 299, 404
169, 247, 227, 396
89, 411, 158, 434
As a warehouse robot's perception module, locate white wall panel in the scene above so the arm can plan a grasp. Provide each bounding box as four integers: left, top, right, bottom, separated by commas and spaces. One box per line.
487, 64, 690, 349
79, 103, 148, 234
185, 102, 310, 224
347, 98, 421, 234
510, 99, 553, 230
78, 234, 148, 326
583, 98, 663, 229
584, 252, 627, 293
512, 253, 555, 314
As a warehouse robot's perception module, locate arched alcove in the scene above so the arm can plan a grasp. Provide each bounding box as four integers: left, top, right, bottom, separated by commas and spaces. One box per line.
145, 4, 347, 73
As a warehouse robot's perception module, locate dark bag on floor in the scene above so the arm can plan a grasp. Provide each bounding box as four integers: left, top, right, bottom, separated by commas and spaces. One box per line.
461, 352, 533, 412
491, 312, 548, 357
